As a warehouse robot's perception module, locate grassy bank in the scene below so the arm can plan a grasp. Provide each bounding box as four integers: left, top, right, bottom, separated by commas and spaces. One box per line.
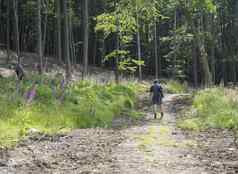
178, 88, 238, 131
0, 76, 143, 147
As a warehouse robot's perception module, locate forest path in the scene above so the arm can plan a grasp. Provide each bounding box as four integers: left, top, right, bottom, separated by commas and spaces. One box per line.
111, 94, 206, 174
0, 94, 207, 174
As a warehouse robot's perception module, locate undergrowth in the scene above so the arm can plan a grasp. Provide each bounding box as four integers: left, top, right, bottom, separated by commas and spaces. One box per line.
0, 76, 143, 147
178, 88, 238, 132
165, 80, 188, 94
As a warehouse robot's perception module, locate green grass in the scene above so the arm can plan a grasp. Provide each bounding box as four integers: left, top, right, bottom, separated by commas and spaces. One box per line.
0, 76, 142, 147
178, 88, 238, 131
165, 80, 188, 94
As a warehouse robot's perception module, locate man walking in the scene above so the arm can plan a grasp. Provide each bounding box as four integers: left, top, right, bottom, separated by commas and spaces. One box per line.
150, 80, 164, 119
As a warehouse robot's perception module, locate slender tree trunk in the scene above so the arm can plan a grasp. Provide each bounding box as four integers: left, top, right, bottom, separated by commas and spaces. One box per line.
92, 0, 97, 66
172, 9, 177, 79
6, 0, 10, 64
198, 15, 212, 87
92, 33, 97, 65
101, 38, 105, 67
38, 0, 43, 73
83, 0, 89, 79
136, 11, 142, 80
63, 0, 71, 80
192, 40, 198, 88
210, 14, 216, 84
210, 42, 215, 84
231, 58, 237, 83
154, 19, 159, 79
13, 0, 20, 64
57, 0, 62, 63
115, 8, 119, 84
42, 0, 48, 56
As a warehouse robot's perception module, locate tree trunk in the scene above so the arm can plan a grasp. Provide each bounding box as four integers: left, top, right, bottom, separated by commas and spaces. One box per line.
192, 40, 198, 88
115, 8, 119, 84
198, 15, 212, 87
83, 0, 89, 79
62, 0, 71, 80
154, 19, 159, 80
172, 9, 177, 79
42, 0, 48, 56
92, 33, 97, 65
57, 0, 62, 63
6, 0, 10, 64
136, 12, 142, 80
38, 0, 43, 73
13, 0, 20, 64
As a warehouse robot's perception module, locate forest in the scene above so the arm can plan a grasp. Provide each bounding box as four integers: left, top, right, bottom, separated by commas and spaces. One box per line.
0, 0, 237, 85
0, 0, 238, 173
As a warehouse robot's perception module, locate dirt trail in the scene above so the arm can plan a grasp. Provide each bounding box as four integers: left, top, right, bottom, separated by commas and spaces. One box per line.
0, 94, 229, 174
112, 94, 206, 174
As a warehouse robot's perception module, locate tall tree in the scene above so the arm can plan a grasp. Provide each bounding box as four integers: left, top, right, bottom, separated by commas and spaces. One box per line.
56, 0, 62, 63
13, 0, 20, 64
83, 0, 89, 78
6, 0, 10, 64
172, 9, 177, 79
135, 3, 142, 80
114, 1, 120, 84
62, 0, 71, 80
38, 0, 43, 73
154, 19, 159, 79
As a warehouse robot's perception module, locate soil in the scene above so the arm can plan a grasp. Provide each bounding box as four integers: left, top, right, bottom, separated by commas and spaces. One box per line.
0, 94, 238, 174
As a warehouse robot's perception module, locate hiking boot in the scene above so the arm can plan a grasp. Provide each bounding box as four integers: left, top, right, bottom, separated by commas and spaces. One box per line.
160, 112, 164, 120
154, 113, 157, 119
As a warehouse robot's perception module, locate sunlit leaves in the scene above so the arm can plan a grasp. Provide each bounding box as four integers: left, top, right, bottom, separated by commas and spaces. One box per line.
192, 0, 217, 13
95, 10, 136, 44
95, 13, 116, 38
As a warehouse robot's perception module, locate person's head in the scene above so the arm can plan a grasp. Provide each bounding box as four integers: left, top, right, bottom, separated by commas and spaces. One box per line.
153, 79, 159, 84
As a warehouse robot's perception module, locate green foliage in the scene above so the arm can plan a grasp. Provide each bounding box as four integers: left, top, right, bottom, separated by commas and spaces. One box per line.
178, 88, 238, 131
95, 10, 136, 44
0, 77, 141, 147
165, 80, 188, 94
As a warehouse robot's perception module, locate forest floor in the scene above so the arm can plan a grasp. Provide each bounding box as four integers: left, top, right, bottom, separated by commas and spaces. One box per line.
0, 93, 238, 174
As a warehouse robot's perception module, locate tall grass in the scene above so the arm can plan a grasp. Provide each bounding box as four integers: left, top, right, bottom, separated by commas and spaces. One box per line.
0, 77, 142, 147
178, 88, 238, 131
165, 80, 188, 94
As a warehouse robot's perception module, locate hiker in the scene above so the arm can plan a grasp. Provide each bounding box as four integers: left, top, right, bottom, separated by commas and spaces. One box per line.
150, 80, 164, 119
15, 63, 25, 81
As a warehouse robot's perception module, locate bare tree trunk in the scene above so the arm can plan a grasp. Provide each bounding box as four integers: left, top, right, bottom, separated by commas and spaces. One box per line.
83, 0, 89, 79
42, 0, 48, 56
63, 0, 71, 80
210, 14, 216, 84
154, 19, 159, 80
92, 33, 97, 65
101, 38, 105, 67
172, 9, 177, 79
115, 3, 119, 84
136, 11, 142, 80
6, 0, 10, 64
38, 0, 43, 73
191, 19, 199, 88
57, 0, 62, 63
192, 41, 198, 88
198, 15, 212, 87
13, 0, 20, 64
